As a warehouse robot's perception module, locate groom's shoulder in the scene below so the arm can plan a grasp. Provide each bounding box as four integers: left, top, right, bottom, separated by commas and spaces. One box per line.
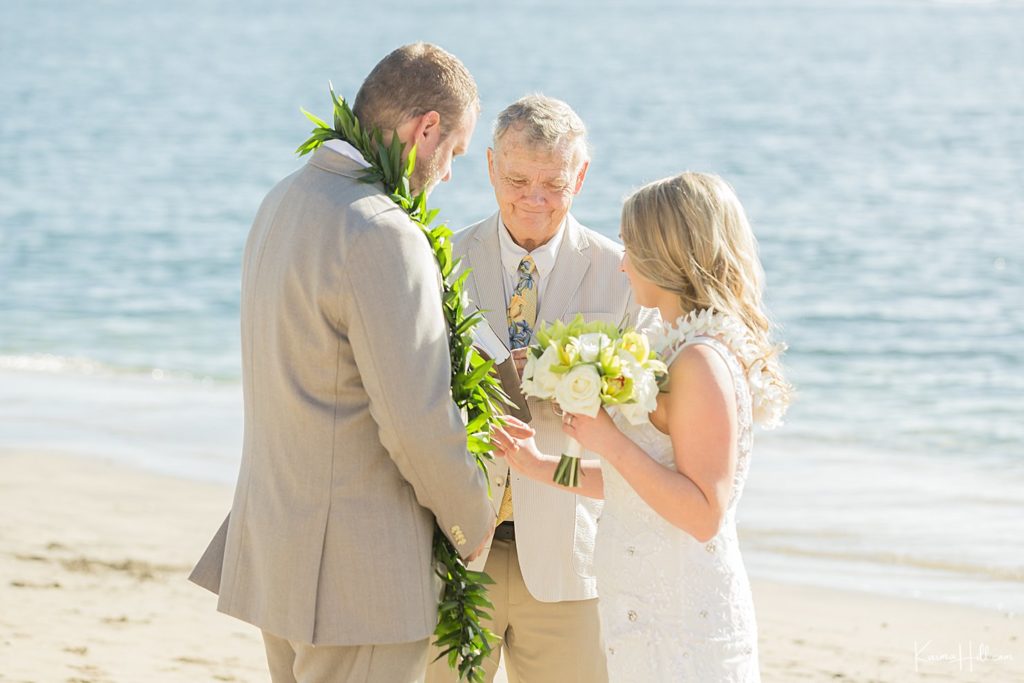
278, 159, 401, 222
346, 192, 410, 235
290, 165, 414, 239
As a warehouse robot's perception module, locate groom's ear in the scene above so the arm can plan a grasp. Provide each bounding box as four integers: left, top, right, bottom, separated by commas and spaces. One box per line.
397, 110, 442, 150
415, 110, 442, 145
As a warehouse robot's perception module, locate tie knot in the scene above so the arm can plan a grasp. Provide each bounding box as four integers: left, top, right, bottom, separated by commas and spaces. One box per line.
517, 256, 536, 276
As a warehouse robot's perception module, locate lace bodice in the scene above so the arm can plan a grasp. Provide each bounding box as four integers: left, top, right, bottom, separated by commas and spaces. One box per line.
594, 334, 760, 682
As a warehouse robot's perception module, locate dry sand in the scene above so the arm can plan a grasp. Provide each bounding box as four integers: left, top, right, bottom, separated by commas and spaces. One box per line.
1, 451, 1020, 682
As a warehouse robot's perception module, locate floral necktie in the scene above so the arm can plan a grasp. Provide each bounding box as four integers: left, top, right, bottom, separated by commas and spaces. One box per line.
497, 255, 538, 524
507, 256, 538, 350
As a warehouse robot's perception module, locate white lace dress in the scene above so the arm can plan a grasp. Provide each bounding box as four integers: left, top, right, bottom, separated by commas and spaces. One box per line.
595, 335, 761, 682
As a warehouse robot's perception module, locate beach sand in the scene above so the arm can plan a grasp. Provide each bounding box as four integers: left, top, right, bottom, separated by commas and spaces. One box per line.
1, 451, 1020, 683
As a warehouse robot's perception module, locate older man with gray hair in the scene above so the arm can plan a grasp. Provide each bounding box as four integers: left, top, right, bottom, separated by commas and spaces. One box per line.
426, 95, 639, 682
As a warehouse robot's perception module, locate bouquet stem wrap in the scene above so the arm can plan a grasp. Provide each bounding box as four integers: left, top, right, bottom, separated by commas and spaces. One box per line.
554, 437, 584, 487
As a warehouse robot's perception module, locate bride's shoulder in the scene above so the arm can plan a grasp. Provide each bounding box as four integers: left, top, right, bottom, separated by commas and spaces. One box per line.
666, 342, 735, 399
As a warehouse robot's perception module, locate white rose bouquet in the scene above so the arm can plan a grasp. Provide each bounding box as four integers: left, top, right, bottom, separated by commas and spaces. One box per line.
521, 315, 667, 486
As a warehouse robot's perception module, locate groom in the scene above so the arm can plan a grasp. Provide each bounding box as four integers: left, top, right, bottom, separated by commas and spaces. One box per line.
188, 44, 494, 682
427, 95, 640, 683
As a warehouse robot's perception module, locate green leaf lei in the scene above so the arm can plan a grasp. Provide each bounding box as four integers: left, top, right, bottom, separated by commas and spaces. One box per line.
298, 85, 507, 682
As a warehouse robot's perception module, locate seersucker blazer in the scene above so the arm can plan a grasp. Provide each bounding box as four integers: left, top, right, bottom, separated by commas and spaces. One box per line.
455, 211, 643, 602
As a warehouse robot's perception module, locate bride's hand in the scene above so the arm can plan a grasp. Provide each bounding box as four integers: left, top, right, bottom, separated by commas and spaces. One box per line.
562, 408, 624, 458
491, 417, 550, 478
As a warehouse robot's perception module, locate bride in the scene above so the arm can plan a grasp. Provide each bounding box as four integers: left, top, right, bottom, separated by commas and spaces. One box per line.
493, 172, 791, 681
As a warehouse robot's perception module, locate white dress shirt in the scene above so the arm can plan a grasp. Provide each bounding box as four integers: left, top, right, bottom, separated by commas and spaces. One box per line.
497, 218, 566, 323
323, 139, 370, 167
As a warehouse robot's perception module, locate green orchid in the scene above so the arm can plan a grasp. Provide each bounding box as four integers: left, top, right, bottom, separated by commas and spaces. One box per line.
619, 330, 649, 363
600, 373, 635, 405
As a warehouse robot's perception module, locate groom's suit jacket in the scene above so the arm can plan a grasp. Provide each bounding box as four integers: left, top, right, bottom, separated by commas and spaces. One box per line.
456, 212, 640, 602
189, 147, 493, 646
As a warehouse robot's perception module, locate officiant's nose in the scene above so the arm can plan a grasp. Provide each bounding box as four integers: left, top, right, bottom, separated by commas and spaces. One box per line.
524, 184, 547, 206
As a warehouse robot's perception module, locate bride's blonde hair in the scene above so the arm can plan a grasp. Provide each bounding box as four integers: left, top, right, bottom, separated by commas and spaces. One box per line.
621, 172, 791, 407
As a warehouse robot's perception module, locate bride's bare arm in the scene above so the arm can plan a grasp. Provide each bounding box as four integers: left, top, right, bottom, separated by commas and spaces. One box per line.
567, 345, 737, 541
492, 418, 604, 500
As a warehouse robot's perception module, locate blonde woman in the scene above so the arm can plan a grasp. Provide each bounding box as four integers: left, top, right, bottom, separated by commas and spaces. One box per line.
494, 172, 791, 681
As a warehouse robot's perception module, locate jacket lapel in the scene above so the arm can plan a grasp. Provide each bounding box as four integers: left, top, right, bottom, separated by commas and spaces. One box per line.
536, 215, 590, 331
464, 213, 511, 345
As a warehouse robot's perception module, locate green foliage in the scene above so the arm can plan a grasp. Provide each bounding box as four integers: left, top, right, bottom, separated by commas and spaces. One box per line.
533, 313, 619, 349
299, 85, 508, 681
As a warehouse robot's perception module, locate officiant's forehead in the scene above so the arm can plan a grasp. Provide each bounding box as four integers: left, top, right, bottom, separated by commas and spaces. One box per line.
492, 136, 577, 180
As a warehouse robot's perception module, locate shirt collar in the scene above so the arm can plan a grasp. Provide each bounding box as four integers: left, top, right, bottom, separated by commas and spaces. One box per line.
497, 216, 567, 283
323, 139, 371, 168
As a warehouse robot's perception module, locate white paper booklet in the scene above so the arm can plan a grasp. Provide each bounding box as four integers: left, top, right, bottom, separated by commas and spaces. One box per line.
471, 318, 511, 364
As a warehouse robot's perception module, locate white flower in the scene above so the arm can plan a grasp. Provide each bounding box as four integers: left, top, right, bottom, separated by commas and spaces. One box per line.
576, 332, 611, 363
748, 358, 787, 428
616, 348, 642, 375
618, 369, 659, 426
521, 343, 561, 399
554, 364, 603, 417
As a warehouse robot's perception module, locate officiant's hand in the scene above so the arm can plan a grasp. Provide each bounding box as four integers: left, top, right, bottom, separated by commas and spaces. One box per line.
511, 348, 529, 379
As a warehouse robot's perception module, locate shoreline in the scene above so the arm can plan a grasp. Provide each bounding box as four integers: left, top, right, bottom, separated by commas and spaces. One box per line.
1, 450, 1021, 682
4, 359, 1022, 616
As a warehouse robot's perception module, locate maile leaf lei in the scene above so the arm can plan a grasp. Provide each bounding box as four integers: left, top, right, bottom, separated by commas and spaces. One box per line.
297, 85, 507, 681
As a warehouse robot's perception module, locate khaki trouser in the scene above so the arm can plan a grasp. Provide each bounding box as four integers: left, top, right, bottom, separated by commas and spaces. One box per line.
425, 538, 608, 683
264, 631, 429, 683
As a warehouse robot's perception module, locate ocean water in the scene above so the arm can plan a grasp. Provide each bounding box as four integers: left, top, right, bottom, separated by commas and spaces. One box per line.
1, 0, 1022, 610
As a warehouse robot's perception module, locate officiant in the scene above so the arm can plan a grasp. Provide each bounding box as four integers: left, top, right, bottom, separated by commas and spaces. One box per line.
426, 95, 642, 683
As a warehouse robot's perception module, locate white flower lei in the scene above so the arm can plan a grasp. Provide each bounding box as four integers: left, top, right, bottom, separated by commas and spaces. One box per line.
649, 308, 788, 429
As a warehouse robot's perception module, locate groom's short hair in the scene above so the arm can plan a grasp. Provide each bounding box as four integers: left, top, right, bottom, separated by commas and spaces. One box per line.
354, 43, 479, 138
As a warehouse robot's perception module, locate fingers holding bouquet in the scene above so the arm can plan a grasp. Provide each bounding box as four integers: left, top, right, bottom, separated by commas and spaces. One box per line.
559, 407, 622, 457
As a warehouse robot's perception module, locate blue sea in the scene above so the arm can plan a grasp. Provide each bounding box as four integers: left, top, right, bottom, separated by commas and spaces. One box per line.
2, 0, 1022, 611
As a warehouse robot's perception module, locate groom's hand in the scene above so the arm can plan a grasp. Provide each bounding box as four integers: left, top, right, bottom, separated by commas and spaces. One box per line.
511, 348, 529, 379
466, 520, 495, 563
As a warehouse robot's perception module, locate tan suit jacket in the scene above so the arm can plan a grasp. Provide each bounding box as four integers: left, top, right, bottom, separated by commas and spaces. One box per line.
189, 147, 493, 646
456, 212, 642, 602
